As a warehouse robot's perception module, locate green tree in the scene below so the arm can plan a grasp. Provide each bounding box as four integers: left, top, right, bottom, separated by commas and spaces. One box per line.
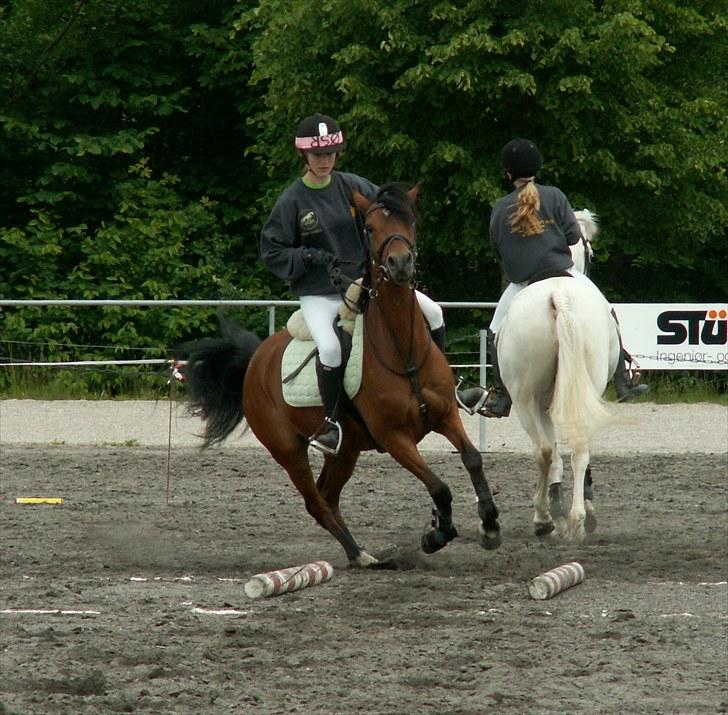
244, 0, 727, 305
0, 0, 272, 388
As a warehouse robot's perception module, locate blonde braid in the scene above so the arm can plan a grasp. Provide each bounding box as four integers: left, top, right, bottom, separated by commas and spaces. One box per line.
508, 180, 542, 236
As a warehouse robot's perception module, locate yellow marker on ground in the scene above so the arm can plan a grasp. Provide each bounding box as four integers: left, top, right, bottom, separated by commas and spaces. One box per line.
15, 497, 64, 505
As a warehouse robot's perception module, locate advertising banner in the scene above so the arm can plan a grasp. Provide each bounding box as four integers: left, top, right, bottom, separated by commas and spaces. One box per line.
614, 303, 727, 371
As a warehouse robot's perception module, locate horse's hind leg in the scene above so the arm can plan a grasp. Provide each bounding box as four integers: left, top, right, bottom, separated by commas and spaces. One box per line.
316, 449, 378, 567
533, 446, 557, 536
516, 406, 560, 537
265, 436, 374, 567
567, 447, 590, 543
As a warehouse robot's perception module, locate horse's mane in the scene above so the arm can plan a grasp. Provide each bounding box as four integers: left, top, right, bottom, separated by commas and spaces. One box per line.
373, 182, 419, 227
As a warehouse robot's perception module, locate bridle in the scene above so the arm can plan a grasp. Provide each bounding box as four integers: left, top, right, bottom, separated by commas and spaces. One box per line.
363, 202, 417, 292
361, 202, 432, 430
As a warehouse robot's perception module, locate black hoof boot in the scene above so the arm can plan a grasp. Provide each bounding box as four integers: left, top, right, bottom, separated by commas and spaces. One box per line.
421, 524, 458, 554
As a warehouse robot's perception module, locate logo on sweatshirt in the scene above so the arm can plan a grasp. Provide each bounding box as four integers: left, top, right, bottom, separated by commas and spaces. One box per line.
299, 210, 319, 233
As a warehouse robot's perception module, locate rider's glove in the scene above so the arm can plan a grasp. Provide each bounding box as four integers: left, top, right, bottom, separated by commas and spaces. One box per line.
303, 248, 337, 268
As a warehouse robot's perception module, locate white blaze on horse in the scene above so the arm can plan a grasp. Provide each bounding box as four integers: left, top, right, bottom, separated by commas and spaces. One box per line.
496, 208, 620, 542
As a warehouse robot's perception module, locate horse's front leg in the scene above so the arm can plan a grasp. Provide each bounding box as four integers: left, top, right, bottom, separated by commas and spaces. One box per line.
436, 414, 501, 550
567, 448, 590, 543
382, 435, 458, 554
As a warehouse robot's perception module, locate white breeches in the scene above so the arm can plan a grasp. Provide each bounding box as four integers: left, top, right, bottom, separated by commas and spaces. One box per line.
489, 269, 602, 334
301, 289, 444, 368
415, 289, 444, 331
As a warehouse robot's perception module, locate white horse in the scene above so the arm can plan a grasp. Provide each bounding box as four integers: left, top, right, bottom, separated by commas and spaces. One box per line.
496, 208, 620, 542
571, 209, 597, 275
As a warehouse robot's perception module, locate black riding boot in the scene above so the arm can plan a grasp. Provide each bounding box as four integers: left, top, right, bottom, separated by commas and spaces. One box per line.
610, 310, 649, 402
481, 330, 511, 418
613, 347, 650, 402
310, 359, 344, 455
431, 326, 488, 413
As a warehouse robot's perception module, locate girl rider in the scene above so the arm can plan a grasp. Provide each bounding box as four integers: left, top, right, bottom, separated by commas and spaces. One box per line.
259, 114, 476, 455
481, 138, 649, 417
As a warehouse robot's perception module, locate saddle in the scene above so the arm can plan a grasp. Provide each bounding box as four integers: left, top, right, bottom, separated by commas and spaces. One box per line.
527, 268, 573, 285
281, 314, 364, 407
281, 279, 366, 407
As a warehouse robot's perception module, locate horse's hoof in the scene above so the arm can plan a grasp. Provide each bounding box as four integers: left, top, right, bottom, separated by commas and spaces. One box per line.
421, 526, 457, 554
477, 523, 502, 550
352, 551, 379, 568
535, 521, 555, 538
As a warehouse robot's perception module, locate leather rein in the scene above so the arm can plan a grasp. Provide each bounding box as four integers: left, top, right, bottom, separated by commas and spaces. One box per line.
361, 202, 433, 431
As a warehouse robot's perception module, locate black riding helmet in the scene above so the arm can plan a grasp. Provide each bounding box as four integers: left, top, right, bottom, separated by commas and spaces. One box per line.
500, 138, 543, 179
295, 114, 345, 155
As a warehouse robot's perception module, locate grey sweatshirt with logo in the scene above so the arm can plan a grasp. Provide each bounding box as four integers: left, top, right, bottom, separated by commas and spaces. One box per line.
260, 171, 377, 296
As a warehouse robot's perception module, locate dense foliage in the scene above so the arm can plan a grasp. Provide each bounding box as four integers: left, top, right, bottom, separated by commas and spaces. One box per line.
1, 0, 726, 393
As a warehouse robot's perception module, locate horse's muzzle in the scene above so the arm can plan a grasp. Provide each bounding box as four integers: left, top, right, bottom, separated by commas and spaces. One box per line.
385, 251, 415, 285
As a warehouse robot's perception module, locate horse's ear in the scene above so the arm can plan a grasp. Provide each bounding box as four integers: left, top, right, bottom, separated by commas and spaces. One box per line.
352, 190, 371, 214
408, 182, 422, 203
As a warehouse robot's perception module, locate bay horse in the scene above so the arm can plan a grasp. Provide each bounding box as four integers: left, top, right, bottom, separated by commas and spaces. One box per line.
496, 209, 619, 543
181, 184, 501, 567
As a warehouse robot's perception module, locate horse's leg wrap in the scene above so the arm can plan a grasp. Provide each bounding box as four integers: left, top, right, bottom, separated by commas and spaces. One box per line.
421, 484, 458, 554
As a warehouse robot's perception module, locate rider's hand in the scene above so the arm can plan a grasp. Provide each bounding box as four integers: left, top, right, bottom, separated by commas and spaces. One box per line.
303, 249, 337, 268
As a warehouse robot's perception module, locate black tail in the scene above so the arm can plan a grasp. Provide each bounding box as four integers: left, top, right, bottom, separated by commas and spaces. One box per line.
176, 312, 262, 448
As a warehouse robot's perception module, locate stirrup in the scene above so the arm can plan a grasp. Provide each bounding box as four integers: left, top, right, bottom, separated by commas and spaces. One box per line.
309, 418, 342, 456
455, 378, 488, 415
617, 355, 650, 402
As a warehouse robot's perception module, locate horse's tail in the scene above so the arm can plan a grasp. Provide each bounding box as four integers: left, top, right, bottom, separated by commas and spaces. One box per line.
549, 288, 614, 449
178, 312, 262, 448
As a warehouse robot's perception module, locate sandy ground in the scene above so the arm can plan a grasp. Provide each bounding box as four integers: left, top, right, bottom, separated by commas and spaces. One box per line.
0, 401, 726, 714
0, 399, 726, 454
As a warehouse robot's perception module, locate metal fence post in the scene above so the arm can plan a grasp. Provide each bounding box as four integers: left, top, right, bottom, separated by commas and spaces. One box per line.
268, 305, 276, 336
479, 328, 488, 452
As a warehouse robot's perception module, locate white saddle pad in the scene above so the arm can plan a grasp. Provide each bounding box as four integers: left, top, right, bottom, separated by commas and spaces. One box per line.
281, 315, 364, 407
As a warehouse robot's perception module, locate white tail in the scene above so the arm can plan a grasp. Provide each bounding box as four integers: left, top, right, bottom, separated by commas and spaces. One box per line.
549, 288, 615, 449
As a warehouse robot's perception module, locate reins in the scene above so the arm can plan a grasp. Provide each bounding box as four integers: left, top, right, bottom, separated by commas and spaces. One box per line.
361, 202, 432, 431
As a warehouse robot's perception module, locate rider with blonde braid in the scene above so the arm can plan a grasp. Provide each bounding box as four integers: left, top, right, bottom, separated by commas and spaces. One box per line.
481, 138, 648, 418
